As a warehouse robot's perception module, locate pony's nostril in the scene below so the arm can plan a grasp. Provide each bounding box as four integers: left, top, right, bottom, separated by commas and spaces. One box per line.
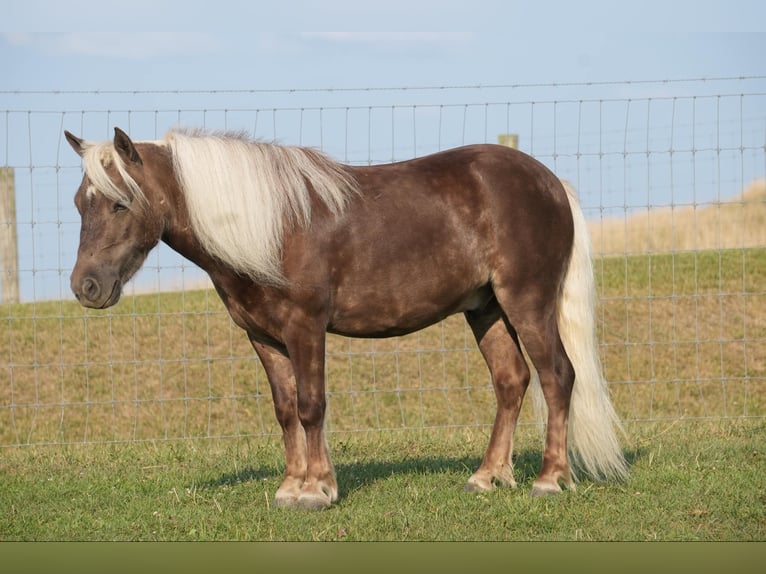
81, 277, 101, 302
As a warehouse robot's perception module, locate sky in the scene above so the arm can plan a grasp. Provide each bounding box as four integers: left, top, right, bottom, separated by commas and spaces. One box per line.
1, 1, 766, 302
2, 1, 766, 92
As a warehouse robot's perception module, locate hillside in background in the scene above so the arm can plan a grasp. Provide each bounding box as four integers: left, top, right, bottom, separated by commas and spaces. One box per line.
589, 179, 766, 255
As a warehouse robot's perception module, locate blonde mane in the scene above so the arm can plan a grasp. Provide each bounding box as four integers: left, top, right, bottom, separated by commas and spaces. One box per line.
80, 128, 359, 286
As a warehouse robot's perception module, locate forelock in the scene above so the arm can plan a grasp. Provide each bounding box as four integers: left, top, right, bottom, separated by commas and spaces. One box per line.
79, 141, 146, 207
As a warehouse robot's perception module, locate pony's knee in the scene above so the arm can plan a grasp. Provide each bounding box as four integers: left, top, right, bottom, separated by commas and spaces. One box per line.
297, 394, 326, 428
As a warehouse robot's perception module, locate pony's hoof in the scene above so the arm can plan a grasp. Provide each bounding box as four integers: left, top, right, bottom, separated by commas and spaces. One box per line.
530, 487, 559, 498
464, 480, 492, 493
295, 493, 333, 511
530, 482, 562, 498
465, 468, 516, 493
493, 472, 517, 489
271, 495, 298, 509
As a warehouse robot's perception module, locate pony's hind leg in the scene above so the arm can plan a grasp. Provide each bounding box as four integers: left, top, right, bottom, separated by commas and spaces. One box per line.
509, 310, 576, 496
463, 301, 531, 492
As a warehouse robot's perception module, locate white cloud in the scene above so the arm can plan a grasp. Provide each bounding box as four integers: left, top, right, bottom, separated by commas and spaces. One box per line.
303, 32, 471, 44
298, 32, 473, 55
2, 32, 219, 60
2, 33, 35, 47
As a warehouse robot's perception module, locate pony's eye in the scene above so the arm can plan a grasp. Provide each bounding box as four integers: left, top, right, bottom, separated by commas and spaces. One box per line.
113, 202, 129, 213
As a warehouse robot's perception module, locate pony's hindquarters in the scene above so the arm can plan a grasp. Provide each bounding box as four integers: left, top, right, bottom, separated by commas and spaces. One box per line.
555, 181, 629, 482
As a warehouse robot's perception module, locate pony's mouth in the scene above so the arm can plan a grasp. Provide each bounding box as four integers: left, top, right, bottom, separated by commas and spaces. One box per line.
100, 280, 122, 308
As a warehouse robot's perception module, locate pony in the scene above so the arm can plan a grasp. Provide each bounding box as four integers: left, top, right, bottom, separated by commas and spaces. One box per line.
65, 126, 628, 510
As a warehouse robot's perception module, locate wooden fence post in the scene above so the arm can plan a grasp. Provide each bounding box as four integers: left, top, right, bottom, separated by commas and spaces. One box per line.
0, 167, 19, 304
497, 133, 519, 149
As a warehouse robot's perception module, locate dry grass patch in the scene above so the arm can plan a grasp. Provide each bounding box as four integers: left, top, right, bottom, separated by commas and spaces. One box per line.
591, 179, 766, 255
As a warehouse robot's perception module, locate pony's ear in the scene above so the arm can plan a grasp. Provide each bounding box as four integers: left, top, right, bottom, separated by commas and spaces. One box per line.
65, 131, 86, 157
113, 127, 142, 166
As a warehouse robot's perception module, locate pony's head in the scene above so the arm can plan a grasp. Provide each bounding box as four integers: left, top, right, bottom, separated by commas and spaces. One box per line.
66, 128, 165, 308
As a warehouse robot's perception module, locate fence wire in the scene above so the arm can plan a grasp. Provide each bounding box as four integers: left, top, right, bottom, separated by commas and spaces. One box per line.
1, 77, 765, 447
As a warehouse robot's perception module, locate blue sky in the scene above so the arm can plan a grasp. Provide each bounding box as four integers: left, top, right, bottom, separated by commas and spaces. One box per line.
1, 2, 766, 302
2, 1, 765, 92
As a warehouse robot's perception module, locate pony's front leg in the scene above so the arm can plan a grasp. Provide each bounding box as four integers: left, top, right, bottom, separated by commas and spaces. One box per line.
251, 338, 308, 508
284, 324, 337, 511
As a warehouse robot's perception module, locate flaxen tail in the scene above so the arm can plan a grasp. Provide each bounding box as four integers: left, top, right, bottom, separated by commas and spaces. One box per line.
531, 181, 629, 482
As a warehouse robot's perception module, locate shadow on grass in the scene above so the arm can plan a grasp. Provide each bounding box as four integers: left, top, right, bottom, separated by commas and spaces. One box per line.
335, 449, 545, 494
198, 452, 536, 492
199, 450, 567, 493
198, 444, 642, 500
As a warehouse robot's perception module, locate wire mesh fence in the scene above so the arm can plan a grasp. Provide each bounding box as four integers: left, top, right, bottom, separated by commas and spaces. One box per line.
1, 77, 765, 447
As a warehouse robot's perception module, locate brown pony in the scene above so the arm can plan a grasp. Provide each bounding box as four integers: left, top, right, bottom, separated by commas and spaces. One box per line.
65, 127, 627, 510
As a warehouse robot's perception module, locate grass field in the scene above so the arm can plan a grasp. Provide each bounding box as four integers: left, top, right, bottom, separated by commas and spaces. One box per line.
0, 420, 763, 541
1, 181, 765, 539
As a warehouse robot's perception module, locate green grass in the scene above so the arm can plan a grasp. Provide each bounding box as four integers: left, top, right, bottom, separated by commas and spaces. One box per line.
1, 248, 765, 540
1, 420, 763, 541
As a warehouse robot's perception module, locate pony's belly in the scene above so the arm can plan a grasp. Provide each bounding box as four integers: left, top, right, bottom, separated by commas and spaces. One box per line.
327, 284, 493, 339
